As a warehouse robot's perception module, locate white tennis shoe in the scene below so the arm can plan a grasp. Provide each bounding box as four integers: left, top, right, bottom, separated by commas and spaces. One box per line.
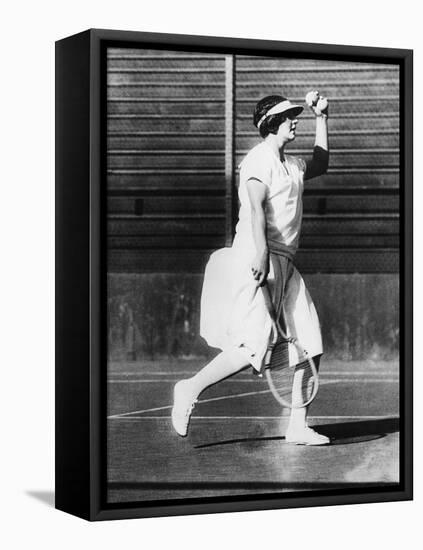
171, 380, 198, 437
285, 425, 330, 446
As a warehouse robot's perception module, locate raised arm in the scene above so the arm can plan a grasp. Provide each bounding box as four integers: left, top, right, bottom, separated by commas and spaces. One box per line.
245, 178, 269, 286
304, 95, 329, 181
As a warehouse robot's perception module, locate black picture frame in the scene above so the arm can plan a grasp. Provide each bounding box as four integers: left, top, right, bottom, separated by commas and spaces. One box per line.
55, 28, 413, 521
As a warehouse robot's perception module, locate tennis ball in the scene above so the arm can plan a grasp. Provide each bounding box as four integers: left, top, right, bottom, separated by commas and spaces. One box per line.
305, 90, 319, 107
316, 97, 328, 114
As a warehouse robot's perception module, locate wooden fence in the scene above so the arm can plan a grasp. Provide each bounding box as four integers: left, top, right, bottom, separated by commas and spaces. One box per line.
107, 48, 399, 274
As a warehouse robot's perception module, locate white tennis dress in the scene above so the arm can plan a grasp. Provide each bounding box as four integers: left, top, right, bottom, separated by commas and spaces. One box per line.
200, 141, 323, 371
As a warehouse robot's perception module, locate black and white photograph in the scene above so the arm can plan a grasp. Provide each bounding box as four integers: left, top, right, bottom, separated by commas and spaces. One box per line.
105, 43, 404, 505
4, 0, 421, 543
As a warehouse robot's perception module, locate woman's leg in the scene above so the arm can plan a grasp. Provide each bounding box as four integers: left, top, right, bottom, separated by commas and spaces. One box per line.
187, 348, 251, 396
171, 348, 250, 436
286, 356, 329, 444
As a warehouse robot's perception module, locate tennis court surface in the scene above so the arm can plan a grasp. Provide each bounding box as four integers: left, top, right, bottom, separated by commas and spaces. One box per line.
107, 358, 399, 503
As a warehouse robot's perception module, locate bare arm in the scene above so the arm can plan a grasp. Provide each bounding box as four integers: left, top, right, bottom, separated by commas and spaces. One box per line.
245, 177, 269, 286
304, 98, 329, 181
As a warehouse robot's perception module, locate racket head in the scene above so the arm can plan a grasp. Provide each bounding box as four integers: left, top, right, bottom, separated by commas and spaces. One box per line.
264, 336, 319, 408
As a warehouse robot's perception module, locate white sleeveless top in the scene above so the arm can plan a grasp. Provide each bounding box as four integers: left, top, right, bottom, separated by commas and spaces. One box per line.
234, 141, 306, 256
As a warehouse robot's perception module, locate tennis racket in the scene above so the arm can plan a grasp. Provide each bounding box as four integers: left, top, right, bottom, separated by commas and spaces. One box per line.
261, 283, 319, 408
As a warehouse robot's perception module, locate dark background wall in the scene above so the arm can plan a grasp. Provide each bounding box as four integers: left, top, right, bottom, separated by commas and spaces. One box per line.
106, 47, 399, 361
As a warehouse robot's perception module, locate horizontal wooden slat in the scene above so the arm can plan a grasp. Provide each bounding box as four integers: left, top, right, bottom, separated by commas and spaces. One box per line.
108, 99, 223, 105
107, 54, 397, 71
108, 165, 399, 175
108, 214, 398, 237
108, 102, 225, 116
108, 168, 399, 178
300, 235, 399, 248
107, 249, 399, 274
235, 56, 399, 69
108, 217, 225, 236
108, 134, 398, 150
107, 95, 397, 104
108, 115, 398, 133
108, 73, 225, 85
108, 58, 225, 70
303, 195, 399, 214
108, 235, 224, 248
108, 234, 398, 249
108, 149, 224, 155
234, 152, 399, 168
238, 133, 399, 149
107, 174, 227, 188
108, 155, 225, 169
107, 192, 398, 216
107, 117, 223, 133
107, 115, 399, 134
107, 70, 397, 83
108, 136, 225, 149
295, 249, 399, 273
236, 71, 398, 83
106, 186, 397, 196
236, 62, 398, 70
108, 97, 399, 116
301, 215, 399, 235
108, 78, 398, 88
108, 196, 225, 215
110, 120, 225, 135
108, 248, 214, 273
235, 82, 399, 98
108, 148, 398, 155
108, 48, 221, 57
108, 169, 225, 177
106, 115, 398, 133
236, 95, 399, 104
107, 152, 398, 170
109, 67, 225, 73
107, 87, 223, 98
107, 84, 399, 99
107, 172, 399, 189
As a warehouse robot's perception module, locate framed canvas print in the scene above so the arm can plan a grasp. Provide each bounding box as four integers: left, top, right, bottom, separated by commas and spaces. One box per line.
55, 28, 413, 521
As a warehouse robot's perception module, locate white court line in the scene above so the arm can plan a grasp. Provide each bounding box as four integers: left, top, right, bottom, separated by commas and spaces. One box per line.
108, 414, 398, 421
109, 369, 200, 376
108, 377, 399, 384
317, 379, 398, 384
107, 376, 399, 385
107, 378, 398, 419
108, 370, 398, 377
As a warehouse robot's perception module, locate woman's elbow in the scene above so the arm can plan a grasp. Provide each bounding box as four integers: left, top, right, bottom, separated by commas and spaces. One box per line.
319, 160, 329, 176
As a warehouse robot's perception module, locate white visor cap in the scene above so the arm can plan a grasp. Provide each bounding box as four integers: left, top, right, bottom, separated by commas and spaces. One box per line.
256, 99, 304, 129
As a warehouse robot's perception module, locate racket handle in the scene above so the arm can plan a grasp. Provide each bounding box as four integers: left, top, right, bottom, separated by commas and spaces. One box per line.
261, 283, 290, 341
261, 283, 277, 322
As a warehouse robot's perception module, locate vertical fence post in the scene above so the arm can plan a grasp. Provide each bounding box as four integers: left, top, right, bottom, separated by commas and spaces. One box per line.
224, 55, 236, 246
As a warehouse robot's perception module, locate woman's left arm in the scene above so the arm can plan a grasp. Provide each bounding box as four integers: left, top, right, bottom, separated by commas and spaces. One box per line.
304, 97, 329, 181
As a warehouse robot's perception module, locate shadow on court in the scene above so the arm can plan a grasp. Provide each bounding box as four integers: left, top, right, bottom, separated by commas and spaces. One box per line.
195, 417, 399, 449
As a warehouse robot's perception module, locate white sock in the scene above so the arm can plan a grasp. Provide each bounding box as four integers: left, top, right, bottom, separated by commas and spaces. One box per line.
288, 356, 321, 431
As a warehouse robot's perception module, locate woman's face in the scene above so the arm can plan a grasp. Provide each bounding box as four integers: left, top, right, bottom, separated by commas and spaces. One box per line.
276, 112, 298, 146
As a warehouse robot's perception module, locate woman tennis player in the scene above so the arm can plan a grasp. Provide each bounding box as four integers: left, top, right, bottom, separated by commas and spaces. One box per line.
171, 92, 330, 445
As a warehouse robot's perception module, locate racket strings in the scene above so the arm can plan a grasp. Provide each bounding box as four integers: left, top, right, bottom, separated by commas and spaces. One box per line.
266, 342, 317, 406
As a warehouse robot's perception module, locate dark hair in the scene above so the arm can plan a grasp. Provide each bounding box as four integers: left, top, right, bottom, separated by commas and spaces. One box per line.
253, 95, 287, 138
